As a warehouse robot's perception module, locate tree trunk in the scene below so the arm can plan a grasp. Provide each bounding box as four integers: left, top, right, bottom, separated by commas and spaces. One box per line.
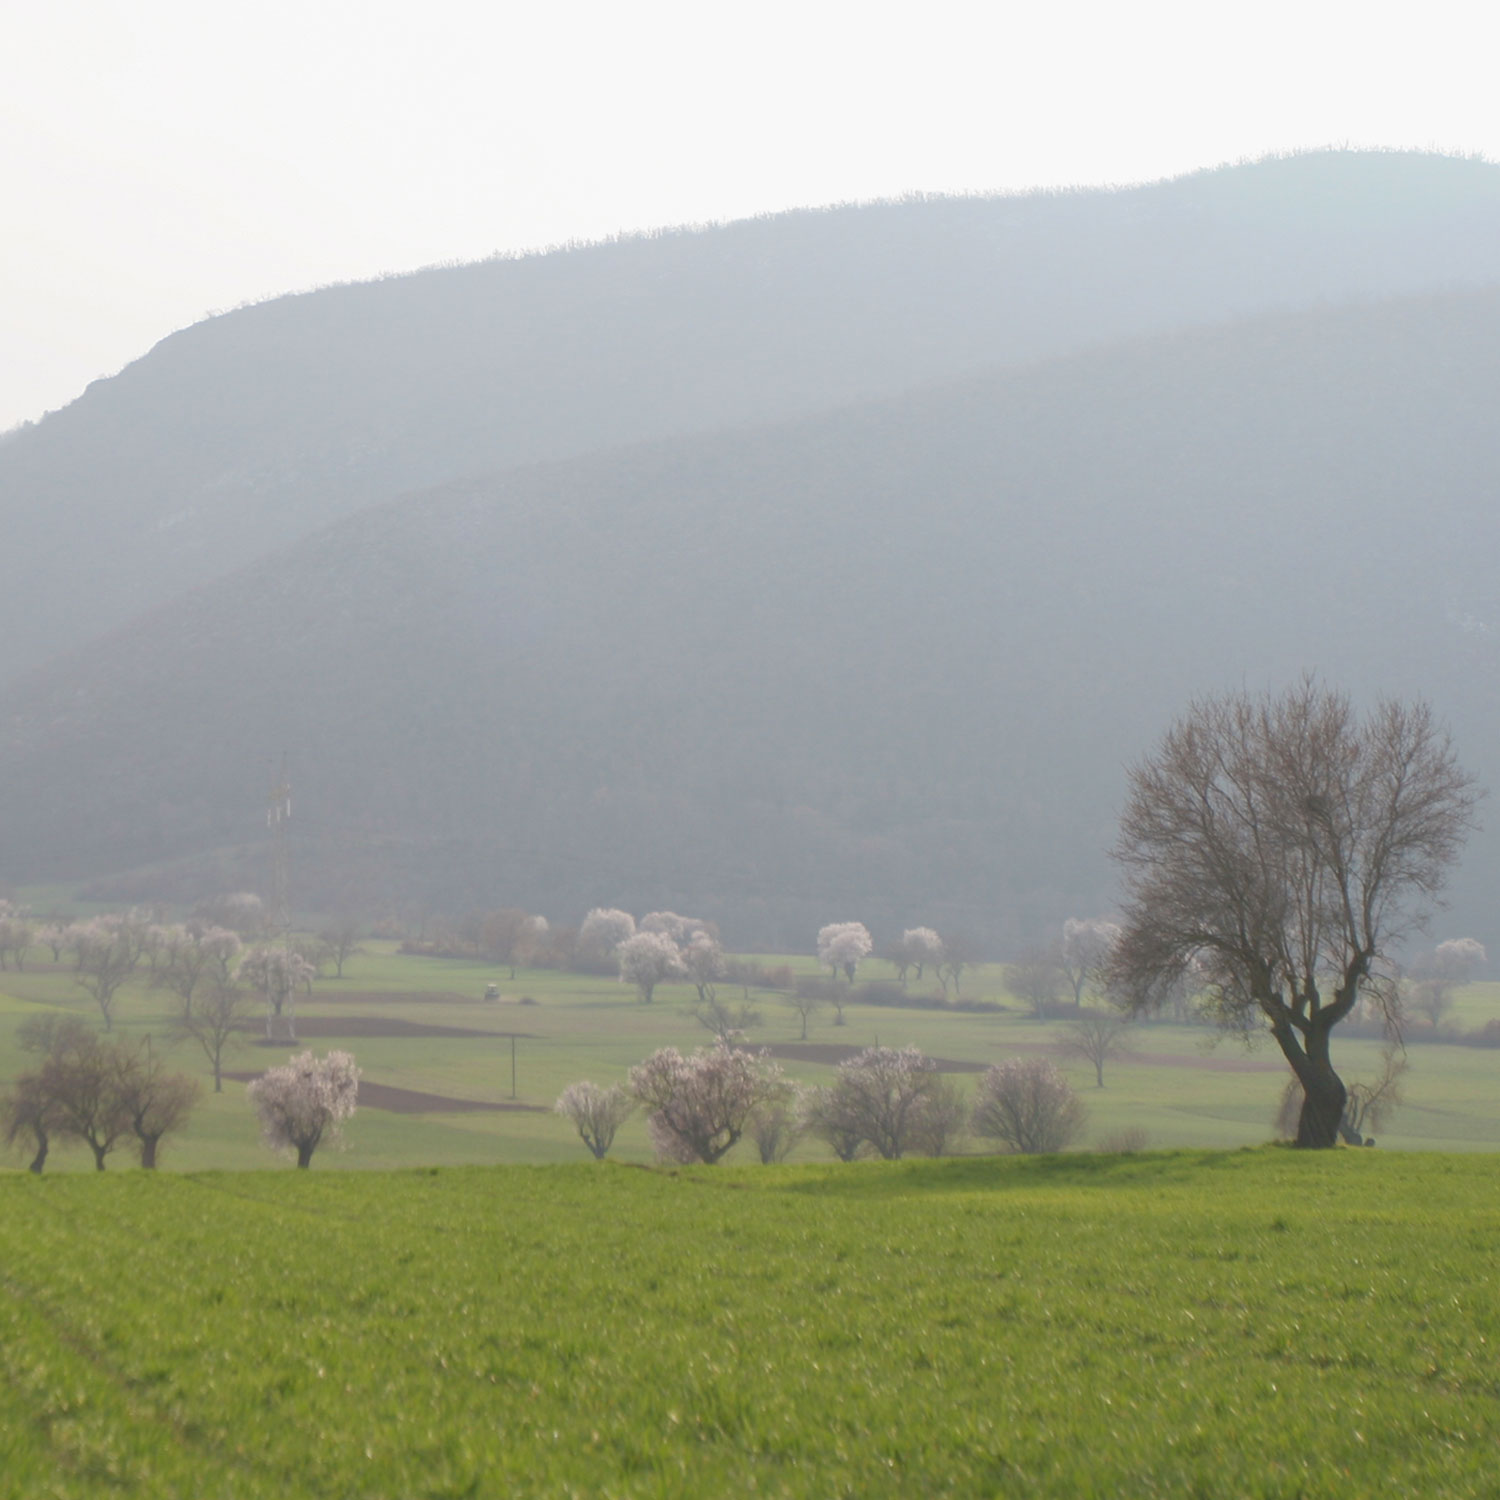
296, 1141, 315, 1168
91, 1144, 108, 1170
140, 1135, 159, 1169
1278, 1020, 1347, 1149
28, 1133, 47, 1174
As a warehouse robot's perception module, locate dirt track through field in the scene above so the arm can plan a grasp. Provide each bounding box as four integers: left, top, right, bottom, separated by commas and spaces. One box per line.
222, 1072, 548, 1114
758, 1042, 1280, 1074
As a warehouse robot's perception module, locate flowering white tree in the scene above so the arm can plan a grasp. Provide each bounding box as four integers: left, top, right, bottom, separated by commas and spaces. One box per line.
1060, 917, 1123, 1008
903, 927, 944, 981
192, 891, 265, 937
34, 922, 69, 963
0, 901, 33, 971
681, 931, 727, 1002
578, 908, 636, 960
554, 1081, 633, 1159
1406, 937, 1487, 1025
972, 1058, 1085, 1154
241, 946, 317, 1040
69, 914, 147, 1029
617, 930, 685, 1004
629, 1042, 788, 1164
805, 1045, 943, 1160
151, 925, 242, 1007
247, 1050, 360, 1167
1433, 937, 1487, 980
640, 911, 717, 947
817, 922, 872, 983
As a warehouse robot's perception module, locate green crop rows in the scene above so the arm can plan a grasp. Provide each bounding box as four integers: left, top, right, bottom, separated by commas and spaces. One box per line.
2, 1151, 1498, 1497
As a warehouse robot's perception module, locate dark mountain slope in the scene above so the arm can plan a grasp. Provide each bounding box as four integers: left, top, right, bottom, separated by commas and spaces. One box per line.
3, 287, 1499, 950
5, 150, 1500, 683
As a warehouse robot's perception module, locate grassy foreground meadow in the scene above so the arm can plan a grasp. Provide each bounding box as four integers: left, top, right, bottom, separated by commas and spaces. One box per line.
2, 1151, 1498, 1497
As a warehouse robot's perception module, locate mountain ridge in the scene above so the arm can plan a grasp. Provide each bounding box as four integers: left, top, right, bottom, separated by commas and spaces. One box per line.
5, 149, 1500, 686
5, 282, 1500, 950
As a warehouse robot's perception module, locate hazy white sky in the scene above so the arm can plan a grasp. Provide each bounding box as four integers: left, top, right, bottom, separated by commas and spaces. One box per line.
4, 0, 1497, 432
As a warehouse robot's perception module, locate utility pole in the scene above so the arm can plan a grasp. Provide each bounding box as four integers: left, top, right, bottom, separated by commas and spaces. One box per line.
266, 755, 295, 1043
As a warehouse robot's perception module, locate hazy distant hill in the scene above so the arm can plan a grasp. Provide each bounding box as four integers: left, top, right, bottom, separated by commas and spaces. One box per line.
4, 150, 1500, 685
4, 287, 1500, 951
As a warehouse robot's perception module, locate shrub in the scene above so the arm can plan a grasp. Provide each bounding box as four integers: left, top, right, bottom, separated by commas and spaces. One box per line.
629, 1042, 788, 1164
972, 1058, 1085, 1154
1096, 1127, 1150, 1154
555, 1082, 632, 1160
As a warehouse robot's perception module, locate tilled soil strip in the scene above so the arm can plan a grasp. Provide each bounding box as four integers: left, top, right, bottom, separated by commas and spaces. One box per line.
221, 1072, 547, 1114
757, 1041, 1279, 1073
237, 1017, 534, 1041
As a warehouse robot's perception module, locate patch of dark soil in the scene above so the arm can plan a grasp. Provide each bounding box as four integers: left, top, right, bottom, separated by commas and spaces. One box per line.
238, 1017, 534, 1041
754, 1043, 988, 1073
222, 1072, 547, 1114
755, 1041, 1279, 1073
304, 990, 486, 1006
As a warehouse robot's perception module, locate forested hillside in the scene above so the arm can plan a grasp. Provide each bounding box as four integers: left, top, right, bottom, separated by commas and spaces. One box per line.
4, 150, 1500, 684
4, 285, 1499, 950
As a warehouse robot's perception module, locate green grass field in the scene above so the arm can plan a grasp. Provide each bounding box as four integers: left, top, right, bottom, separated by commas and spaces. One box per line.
2, 1151, 1498, 1497
2, 942, 1498, 1172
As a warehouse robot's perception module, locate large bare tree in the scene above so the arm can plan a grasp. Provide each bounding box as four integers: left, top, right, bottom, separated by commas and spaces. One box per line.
1110, 682, 1478, 1148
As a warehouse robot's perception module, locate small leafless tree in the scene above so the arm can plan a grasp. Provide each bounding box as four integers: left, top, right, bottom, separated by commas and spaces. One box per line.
972, 1058, 1085, 1154
2, 1074, 65, 1173
2, 1017, 93, 1173
1111, 683, 1478, 1148
1060, 917, 1123, 1008
800, 1085, 868, 1161
784, 989, 822, 1040
1059, 1009, 1135, 1087
1006, 949, 1064, 1021
688, 991, 760, 1043
43, 1035, 132, 1170
319, 916, 363, 979
111, 1041, 200, 1168
909, 1076, 968, 1156
936, 932, 978, 1000
172, 970, 255, 1092
554, 1081, 633, 1159
748, 1097, 802, 1163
